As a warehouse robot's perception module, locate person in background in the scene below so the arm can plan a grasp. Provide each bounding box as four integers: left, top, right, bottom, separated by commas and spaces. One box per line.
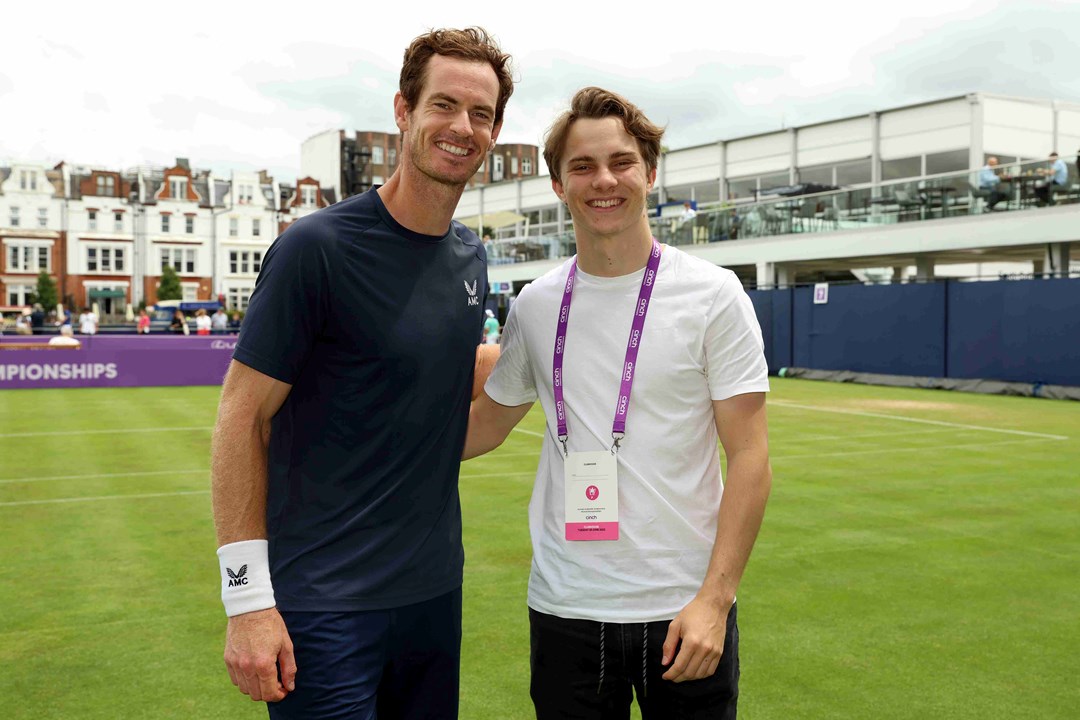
137, 309, 151, 334
195, 308, 212, 336
14, 310, 33, 335
30, 303, 46, 330
210, 26, 514, 719
78, 307, 98, 335
229, 312, 242, 333
211, 307, 229, 334
169, 310, 187, 335
48, 324, 81, 347
978, 157, 1009, 212
465, 86, 771, 719
1034, 152, 1069, 206
483, 308, 501, 344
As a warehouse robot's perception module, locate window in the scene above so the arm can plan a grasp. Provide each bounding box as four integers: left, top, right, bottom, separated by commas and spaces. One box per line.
835, 159, 872, 186
301, 186, 316, 207
161, 214, 170, 233
182, 285, 198, 301
252, 219, 261, 237
6, 243, 51, 272
882, 156, 921, 181
170, 177, 188, 199
7, 284, 34, 306
229, 217, 238, 237
85, 246, 126, 273
185, 216, 194, 234
96, 175, 115, 196
522, 158, 532, 175
227, 286, 253, 311
229, 250, 262, 275
389, 149, 397, 166
38, 208, 48, 228
114, 212, 124, 232
161, 247, 196, 274
237, 184, 253, 203
88, 210, 97, 231
20, 170, 36, 191
371, 146, 384, 164
726, 177, 757, 201
797, 164, 834, 186
10, 206, 20, 227
511, 157, 519, 175
492, 155, 503, 182
925, 149, 970, 176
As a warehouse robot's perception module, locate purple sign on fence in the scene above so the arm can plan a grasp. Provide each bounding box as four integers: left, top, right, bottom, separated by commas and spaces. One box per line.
0, 335, 235, 389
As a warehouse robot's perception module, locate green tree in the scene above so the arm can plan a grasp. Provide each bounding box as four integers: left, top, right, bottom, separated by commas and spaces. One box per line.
32, 271, 59, 310
158, 265, 182, 301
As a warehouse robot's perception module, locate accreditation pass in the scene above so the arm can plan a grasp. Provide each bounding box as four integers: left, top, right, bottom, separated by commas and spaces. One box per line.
564, 451, 619, 541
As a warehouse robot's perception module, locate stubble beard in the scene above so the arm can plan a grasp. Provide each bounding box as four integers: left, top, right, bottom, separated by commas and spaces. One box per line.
407, 132, 483, 189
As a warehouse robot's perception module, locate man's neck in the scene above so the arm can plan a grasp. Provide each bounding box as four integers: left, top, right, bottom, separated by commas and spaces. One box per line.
377, 163, 464, 236
575, 222, 654, 277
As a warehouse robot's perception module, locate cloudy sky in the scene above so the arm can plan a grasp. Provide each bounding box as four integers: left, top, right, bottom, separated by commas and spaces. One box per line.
2, 0, 1077, 180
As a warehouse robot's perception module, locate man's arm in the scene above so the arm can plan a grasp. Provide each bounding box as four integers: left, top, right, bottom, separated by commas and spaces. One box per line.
662, 391, 771, 682
211, 359, 296, 703
463, 391, 533, 460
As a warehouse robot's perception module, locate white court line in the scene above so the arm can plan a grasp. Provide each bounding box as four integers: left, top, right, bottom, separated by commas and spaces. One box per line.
511, 428, 545, 439
0, 472, 536, 508
2, 426, 213, 439
0, 469, 208, 485
782, 428, 947, 443
769, 401, 1069, 441
0, 490, 209, 507
771, 436, 1060, 461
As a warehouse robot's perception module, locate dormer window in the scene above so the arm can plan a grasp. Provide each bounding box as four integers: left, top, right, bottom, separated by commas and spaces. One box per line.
301, 186, 316, 207
20, 170, 36, 191
170, 177, 188, 199
96, 175, 115, 196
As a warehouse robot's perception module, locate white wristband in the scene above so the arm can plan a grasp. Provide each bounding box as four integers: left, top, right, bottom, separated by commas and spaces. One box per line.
217, 539, 276, 617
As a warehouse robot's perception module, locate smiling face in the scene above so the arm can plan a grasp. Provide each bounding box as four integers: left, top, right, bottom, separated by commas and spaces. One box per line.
395, 54, 502, 188
552, 117, 655, 242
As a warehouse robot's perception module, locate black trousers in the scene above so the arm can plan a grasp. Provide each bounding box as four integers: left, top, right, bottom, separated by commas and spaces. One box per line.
530, 603, 739, 720
268, 589, 461, 720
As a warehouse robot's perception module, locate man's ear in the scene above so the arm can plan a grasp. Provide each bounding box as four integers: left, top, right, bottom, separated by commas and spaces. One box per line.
646, 166, 657, 192
490, 120, 503, 147
393, 92, 410, 133
551, 176, 565, 203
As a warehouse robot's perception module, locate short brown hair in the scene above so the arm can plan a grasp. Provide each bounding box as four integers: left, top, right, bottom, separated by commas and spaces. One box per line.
399, 27, 514, 128
544, 87, 665, 185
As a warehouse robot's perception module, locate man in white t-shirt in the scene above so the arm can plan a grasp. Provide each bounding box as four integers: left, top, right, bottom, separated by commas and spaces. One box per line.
464, 87, 772, 718
78, 307, 98, 335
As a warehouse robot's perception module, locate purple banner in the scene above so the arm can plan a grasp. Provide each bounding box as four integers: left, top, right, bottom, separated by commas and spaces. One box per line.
0, 335, 236, 389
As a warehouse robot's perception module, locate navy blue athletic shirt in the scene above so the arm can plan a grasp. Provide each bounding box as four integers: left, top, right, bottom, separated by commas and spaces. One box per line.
233, 188, 487, 611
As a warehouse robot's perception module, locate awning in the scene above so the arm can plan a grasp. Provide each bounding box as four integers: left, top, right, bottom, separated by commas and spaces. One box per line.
455, 210, 527, 232
88, 289, 127, 299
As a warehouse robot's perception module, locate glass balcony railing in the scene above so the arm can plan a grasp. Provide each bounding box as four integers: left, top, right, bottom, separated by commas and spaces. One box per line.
652, 159, 1079, 246
483, 159, 1078, 265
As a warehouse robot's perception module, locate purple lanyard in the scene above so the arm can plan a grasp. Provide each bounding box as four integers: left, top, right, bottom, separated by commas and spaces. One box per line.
553, 239, 662, 455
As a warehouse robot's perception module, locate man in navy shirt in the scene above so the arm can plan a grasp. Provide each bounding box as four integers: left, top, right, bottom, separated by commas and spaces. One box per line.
210, 27, 514, 719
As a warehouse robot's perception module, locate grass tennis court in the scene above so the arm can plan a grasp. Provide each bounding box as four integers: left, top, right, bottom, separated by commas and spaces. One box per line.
2, 378, 1077, 719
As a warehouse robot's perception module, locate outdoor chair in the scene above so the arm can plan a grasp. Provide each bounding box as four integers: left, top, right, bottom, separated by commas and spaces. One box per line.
893, 189, 925, 222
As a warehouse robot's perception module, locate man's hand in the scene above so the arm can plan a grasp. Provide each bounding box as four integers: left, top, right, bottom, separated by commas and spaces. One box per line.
660, 595, 730, 683
224, 607, 297, 702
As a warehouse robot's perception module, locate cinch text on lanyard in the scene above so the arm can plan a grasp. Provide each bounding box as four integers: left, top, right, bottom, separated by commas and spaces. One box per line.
552, 239, 662, 456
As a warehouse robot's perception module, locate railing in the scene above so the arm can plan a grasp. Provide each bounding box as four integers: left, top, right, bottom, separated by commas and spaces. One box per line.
653, 159, 1079, 246
481, 160, 1079, 264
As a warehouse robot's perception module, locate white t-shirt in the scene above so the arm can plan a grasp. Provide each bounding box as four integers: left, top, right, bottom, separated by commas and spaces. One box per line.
79, 312, 97, 335
486, 246, 769, 623
196, 315, 212, 332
